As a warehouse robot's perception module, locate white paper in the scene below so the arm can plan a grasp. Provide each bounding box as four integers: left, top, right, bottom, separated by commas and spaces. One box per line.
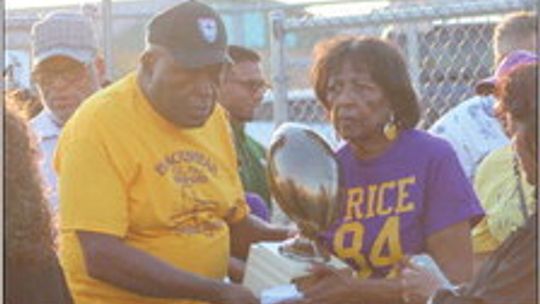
261, 284, 303, 304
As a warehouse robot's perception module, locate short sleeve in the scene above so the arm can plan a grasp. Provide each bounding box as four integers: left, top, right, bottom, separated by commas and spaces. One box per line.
55, 126, 129, 237
423, 142, 484, 236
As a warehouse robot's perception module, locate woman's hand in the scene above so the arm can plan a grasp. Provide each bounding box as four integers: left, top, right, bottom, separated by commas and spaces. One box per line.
399, 257, 445, 303
282, 263, 359, 304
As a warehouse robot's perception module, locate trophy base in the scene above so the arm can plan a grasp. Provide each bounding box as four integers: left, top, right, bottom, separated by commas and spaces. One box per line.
243, 241, 349, 296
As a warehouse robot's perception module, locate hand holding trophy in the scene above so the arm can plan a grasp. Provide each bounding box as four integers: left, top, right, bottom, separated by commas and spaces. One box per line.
243, 123, 351, 297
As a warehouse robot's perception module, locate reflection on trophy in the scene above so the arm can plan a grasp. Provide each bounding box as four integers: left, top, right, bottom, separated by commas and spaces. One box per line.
243, 123, 349, 296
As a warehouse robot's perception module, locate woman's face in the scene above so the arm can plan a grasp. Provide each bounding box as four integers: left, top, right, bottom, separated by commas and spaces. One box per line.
326, 61, 392, 144
512, 118, 537, 186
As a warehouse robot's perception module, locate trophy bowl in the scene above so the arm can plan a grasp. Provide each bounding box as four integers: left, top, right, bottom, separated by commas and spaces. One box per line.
242, 123, 348, 296
267, 122, 342, 262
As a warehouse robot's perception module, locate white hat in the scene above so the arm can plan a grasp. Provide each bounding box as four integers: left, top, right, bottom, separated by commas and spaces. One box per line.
31, 11, 98, 67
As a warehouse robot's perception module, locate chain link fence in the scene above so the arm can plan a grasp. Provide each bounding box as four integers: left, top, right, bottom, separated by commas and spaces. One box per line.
265, 0, 536, 133
5, 0, 535, 140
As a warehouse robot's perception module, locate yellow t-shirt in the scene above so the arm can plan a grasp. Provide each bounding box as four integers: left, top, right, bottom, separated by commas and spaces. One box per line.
55, 72, 248, 304
472, 145, 535, 253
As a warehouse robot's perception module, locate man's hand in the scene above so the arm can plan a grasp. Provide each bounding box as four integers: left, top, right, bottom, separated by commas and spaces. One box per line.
230, 214, 296, 260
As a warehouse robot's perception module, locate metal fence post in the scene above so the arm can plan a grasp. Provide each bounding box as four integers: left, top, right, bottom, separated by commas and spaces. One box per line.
101, 0, 113, 80
269, 10, 288, 127
1, 0, 5, 95
405, 24, 422, 106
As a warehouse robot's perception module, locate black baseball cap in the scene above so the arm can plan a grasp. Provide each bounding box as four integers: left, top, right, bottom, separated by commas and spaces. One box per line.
146, 0, 231, 69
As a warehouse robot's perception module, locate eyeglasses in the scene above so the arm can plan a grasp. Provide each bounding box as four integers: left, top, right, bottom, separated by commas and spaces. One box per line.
230, 78, 271, 95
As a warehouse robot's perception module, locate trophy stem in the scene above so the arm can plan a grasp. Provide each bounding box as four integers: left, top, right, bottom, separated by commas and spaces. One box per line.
311, 239, 330, 263
278, 234, 327, 263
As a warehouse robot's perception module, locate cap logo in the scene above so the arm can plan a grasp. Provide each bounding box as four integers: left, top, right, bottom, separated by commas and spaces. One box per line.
197, 17, 218, 43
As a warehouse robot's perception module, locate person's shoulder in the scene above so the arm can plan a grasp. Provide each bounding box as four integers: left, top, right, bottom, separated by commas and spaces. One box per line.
477, 144, 512, 171
59, 73, 138, 147
245, 132, 266, 150
403, 129, 457, 159
474, 145, 511, 189
203, 104, 230, 132
428, 95, 494, 134
66, 73, 136, 129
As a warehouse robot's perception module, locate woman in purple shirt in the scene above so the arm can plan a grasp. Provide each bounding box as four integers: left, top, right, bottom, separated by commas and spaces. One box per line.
284, 36, 484, 304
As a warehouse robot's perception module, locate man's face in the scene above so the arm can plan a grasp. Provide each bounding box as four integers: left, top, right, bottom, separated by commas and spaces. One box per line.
32, 56, 99, 125
220, 61, 268, 122
145, 50, 223, 128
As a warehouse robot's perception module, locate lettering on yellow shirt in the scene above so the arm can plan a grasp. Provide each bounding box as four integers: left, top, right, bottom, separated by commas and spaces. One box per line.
155, 150, 219, 186
155, 150, 218, 177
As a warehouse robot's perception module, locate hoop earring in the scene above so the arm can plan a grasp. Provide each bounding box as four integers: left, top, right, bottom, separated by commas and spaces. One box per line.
383, 115, 398, 141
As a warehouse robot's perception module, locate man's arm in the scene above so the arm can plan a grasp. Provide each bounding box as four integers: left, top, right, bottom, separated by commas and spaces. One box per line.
229, 214, 293, 260
227, 257, 246, 283
77, 231, 258, 304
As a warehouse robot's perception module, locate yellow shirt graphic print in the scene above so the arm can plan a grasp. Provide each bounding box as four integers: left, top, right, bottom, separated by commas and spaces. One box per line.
56, 72, 248, 304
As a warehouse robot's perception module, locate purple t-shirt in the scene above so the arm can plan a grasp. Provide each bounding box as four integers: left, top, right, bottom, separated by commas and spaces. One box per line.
321, 129, 484, 279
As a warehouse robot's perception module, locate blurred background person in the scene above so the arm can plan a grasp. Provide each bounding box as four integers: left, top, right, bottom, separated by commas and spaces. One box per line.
470, 50, 537, 273
220, 45, 272, 216
220, 45, 296, 283
5, 101, 72, 304
428, 11, 536, 181
29, 10, 105, 211
401, 62, 537, 304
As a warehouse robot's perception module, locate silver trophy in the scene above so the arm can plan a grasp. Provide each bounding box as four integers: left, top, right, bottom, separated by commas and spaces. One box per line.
243, 123, 348, 296
267, 123, 342, 262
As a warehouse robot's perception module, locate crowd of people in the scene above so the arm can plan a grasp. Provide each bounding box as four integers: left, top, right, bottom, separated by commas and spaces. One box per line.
3, 1, 537, 304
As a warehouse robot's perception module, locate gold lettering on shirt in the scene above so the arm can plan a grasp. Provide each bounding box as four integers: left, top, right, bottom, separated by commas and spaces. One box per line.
344, 176, 417, 219
395, 176, 416, 214
345, 187, 364, 221
366, 184, 378, 219
376, 181, 396, 216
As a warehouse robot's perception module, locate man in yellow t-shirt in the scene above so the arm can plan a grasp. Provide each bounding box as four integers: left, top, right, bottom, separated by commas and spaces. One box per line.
55, 2, 290, 303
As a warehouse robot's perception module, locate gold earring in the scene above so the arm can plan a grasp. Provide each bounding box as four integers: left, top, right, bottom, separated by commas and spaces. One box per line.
383, 116, 398, 141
